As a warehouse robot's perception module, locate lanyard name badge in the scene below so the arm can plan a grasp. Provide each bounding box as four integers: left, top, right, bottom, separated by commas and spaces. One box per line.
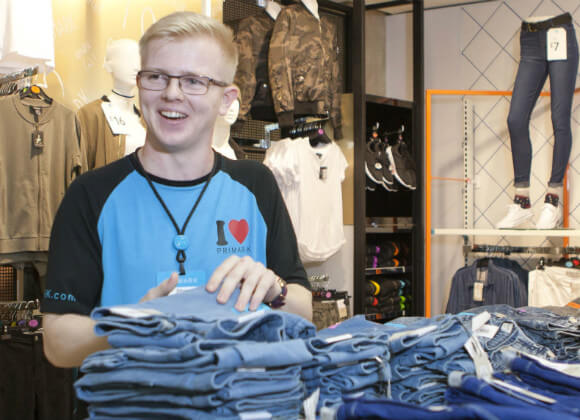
547, 27, 567, 61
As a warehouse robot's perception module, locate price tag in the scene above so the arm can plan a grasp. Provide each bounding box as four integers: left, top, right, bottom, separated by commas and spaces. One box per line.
547, 28, 567, 61
473, 282, 484, 302
101, 102, 131, 135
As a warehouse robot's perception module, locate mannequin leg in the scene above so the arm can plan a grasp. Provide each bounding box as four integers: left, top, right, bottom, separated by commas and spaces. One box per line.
506, 29, 549, 189
546, 25, 579, 188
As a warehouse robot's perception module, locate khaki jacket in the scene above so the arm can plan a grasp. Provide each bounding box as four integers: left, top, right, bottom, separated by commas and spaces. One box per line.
0, 95, 83, 254
77, 96, 143, 170
268, 3, 342, 139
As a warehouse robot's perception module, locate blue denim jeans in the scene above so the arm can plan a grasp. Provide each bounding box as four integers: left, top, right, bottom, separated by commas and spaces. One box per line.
92, 287, 316, 344
390, 373, 449, 406
510, 354, 580, 395
336, 397, 580, 420
446, 372, 580, 417
476, 316, 555, 370
81, 337, 312, 372
507, 14, 579, 187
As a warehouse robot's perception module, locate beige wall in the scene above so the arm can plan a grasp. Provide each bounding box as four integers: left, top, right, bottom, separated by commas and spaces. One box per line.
46, 0, 225, 110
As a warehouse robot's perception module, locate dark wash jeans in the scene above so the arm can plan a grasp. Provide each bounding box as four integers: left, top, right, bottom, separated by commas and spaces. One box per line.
507, 13, 579, 187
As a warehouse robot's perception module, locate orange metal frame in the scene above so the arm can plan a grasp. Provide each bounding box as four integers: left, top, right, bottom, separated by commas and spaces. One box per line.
425, 88, 580, 317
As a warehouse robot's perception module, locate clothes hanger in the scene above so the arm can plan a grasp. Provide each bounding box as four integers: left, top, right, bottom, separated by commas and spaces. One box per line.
19, 84, 53, 105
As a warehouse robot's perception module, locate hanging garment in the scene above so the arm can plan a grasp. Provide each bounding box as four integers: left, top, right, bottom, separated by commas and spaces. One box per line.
0, 95, 83, 255
446, 258, 527, 314
264, 137, 348, 262
268, 2, 343, 139
77, 95, 143, 170
529, 265, 580, 307
233, 10, 279, 122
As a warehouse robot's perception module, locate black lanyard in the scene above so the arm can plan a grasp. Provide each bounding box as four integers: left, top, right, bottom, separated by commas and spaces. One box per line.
139, 155, 217, 275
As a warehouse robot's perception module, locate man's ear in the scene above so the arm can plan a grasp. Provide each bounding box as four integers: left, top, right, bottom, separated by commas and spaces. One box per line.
219, 85, 240, 116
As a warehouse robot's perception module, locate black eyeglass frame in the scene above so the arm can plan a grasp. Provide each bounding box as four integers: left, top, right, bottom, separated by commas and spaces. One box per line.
137, 70, 230, 95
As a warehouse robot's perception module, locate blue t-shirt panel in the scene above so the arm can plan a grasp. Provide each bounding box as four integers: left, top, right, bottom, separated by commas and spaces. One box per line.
98, 169, 268, 307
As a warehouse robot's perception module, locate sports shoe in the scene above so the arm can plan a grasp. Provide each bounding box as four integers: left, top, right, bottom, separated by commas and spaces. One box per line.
386, 141, 416, 190
365, 139, 386, 185
496, 204, 534, 229
536, 203, 562, 229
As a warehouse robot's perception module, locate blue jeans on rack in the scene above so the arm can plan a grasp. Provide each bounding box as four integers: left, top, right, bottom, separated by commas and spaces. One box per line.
507, 13, 579, 187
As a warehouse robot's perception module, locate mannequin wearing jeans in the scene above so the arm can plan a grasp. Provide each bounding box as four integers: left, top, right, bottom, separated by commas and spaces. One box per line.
497, 12, 579, 229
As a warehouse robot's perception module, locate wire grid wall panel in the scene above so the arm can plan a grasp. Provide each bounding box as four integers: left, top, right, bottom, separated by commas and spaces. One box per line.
0, 266, 16, 301
459, 0, 580, 270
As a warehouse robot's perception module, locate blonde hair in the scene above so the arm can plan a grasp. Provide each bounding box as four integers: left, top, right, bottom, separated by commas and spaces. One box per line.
139, 11, 238, 82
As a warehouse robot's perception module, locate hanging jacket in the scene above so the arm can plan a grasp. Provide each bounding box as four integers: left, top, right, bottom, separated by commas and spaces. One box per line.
77, 95, 143, 170
234, 10, 278, 122
268, 3, 343, 139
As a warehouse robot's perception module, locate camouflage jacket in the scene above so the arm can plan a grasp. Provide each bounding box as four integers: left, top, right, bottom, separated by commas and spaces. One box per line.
268, 3, 343, 139
234, 10, 277, 122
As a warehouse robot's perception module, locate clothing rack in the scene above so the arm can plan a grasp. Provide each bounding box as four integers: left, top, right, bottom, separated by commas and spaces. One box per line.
0, 66, 38, 96
464, 244, 580, 256
0, 299, 41, 333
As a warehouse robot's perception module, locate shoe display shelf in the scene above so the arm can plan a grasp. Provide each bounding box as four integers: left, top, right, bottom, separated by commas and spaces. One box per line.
354, 94, 424, 322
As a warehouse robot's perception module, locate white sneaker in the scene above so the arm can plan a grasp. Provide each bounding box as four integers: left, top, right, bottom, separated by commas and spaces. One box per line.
496, 204, 534, 229
536, 203, 562, 229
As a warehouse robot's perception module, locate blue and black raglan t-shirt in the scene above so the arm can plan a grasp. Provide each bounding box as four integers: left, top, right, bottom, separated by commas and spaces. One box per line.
42, 151, 308, 315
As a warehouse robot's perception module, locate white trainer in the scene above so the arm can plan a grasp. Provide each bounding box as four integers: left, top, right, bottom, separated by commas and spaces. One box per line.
496, 204, 534, 229
536, 203, 562, 229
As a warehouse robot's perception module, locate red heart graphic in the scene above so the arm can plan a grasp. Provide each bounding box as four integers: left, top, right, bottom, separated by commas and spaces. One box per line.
228, 219, 249, 244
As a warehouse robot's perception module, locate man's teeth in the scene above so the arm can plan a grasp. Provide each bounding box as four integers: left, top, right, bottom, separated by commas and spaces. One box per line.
161, 111, 186, 119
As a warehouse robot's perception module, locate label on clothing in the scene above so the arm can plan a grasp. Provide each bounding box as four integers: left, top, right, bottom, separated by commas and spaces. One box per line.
547, 28, 567, 61
325, 333, 353, 344
474, 324, 499, 339
500, 321, 513, 334
101, 102, 132, 135
464, 335, 493, 379
157, 270, 207, 288
108, 307, 164, 318
336, 299, 348, 318
471, 311, 491, 331
239, 411, 272, 420
524, 352, 580, 377
473, 282, 484, 302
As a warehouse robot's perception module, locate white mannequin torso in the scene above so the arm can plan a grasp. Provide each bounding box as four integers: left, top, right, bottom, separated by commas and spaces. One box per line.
105, 92, 146, 155
212, 98, 240, 160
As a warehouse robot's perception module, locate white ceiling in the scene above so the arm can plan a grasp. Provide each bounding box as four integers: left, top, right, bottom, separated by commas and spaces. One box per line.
335, 0, 495, 15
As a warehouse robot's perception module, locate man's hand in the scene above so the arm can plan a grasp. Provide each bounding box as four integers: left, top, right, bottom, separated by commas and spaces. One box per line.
206, 255, 281, 311
139, 272, 179, 303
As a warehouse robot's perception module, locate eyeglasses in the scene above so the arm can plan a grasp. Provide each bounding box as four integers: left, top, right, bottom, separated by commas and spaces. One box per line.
137, 70, 229, 95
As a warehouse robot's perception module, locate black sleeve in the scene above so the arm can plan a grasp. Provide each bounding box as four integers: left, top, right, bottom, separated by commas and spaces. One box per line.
41, 159, 132, 315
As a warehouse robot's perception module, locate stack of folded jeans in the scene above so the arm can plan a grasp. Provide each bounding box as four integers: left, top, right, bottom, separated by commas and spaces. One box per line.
466, 304, 578, 362
386, 314, 476, 406
446, 353, 580, 418
75, 288, 316, 419
302, 315, 396, 411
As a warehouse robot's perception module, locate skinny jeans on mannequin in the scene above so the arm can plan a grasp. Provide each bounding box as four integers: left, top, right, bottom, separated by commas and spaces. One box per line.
507, 13, 579, 188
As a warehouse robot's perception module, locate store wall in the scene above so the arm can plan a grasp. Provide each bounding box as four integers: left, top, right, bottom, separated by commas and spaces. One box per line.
46, 0, 224, 109
385, 0, 580, 315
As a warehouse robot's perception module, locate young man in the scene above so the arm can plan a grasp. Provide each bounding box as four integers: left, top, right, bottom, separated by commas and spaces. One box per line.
42, 11, 312, 368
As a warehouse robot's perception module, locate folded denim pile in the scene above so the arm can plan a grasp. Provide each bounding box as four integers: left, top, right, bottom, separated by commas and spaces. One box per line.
446, 353, 580, 418
385, 314, 476, 407
302, 315, 398, 411
75, 288, 317, 420
466, 304, 580, 362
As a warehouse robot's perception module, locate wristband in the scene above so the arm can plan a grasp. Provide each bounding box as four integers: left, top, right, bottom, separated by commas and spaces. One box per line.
268, 276, 287, 308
